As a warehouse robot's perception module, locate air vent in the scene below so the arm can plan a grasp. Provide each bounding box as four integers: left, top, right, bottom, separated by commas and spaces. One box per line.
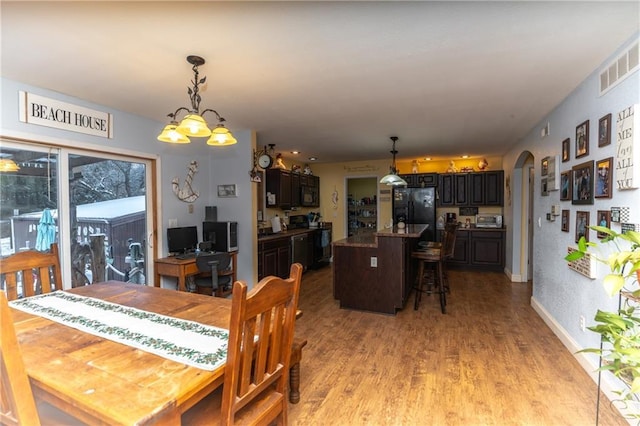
599, 40, 639, 96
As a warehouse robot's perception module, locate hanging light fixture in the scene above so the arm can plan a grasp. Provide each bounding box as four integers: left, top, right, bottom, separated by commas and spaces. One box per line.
0, 158, 20, 173
379, 136, 407, 186
157, 55, 236, 146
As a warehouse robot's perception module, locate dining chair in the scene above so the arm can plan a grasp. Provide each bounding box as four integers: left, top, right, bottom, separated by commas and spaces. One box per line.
182, 262, 303, 425
0, 291, 84, 426
193, 252, 232, 296
0, 243, 61, 301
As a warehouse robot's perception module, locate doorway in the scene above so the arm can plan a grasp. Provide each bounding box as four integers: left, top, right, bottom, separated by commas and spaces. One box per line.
511, 151, 535, 282
346, 176, 378, 237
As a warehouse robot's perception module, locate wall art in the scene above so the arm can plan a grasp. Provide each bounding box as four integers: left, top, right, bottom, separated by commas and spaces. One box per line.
217, 184, 237, 198
615, 104, 639, 189
541, 157, 549, 176
547, 155, 559, 191
572, 160, 594, 205
560, 171, 572, 201
566, 246, 597, 279
575, 210, 590, 243
575, 120, 589, 159
598, 113, 612, 147
561, 209, 570, 232
562, 138, 570, 162
596, 210, 611, 239
595, 157, 613, 198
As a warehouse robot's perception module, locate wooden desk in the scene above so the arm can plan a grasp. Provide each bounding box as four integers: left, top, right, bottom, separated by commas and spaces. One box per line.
155, 252, 237, 292
10, 282, 232, 425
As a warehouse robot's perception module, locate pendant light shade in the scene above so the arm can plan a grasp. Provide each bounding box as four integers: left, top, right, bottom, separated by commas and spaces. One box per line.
0, 158, 20, 173
157, 55, 236, 146
380, 136, 407, 186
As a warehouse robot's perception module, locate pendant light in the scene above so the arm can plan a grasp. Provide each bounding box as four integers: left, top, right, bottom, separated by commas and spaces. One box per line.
158, 55, 236, 146
380, 136, 407, 186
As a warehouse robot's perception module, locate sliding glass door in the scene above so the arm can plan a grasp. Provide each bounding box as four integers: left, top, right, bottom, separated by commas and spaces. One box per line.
0, 140, 154, 289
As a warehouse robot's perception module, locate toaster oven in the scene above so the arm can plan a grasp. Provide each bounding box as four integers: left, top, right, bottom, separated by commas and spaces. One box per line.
475, 214, 503, 228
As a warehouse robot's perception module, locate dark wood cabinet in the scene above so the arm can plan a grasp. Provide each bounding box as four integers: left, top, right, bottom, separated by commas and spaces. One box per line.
258, 237, 291, 280
398, 173, 438, 188
438, 171, 503, 207
447, 229, 504, 271
438, 173, 469, 206
266, 169, 292, 209
291, 173, 301, 208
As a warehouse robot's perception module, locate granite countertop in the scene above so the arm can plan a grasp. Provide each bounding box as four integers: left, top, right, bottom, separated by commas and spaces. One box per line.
258, 226, 329, 243
333, 224, 429, 248
332, 234, 377, 248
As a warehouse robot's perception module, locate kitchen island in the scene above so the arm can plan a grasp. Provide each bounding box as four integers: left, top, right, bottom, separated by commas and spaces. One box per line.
332, 224, 428, 314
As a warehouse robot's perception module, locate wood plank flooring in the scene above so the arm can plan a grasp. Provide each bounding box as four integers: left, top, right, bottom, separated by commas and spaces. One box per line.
289, 267, 627, 425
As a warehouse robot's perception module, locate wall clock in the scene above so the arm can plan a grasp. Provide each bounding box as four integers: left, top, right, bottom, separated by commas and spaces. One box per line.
258, 153, 273, 169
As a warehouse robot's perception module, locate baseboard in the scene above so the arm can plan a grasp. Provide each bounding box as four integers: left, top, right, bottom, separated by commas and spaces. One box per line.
531, 296, 634, 422
504, 267, 524, 283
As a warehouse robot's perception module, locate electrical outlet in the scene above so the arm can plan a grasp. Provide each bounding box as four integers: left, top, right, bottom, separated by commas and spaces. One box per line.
579, 315, 586, 332
370, 257, 377, 267
168, 218, 178, 227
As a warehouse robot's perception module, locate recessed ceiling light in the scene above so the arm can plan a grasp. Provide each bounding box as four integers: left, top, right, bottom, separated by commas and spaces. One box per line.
461, 155, 469, 159
308, 157, 317, 161
423, 157, 432, 161
291, 151, 300, 155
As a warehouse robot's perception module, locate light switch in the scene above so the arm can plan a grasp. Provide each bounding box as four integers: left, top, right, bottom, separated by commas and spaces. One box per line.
370, 257, 377, 267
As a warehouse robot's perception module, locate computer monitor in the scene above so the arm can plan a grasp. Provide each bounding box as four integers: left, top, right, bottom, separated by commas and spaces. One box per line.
167, 226, 198, 254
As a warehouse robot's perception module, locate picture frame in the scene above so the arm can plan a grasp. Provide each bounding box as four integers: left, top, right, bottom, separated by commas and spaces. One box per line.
217, 184, 237, 198
611, 207, 621, 223
572, 160, 594, 205
541, 176, 548, 196
598, 113, 612, 147
541, 157, 549, 176
562, 138, 570, 162
560, 170, 572, 201
575, 211, 590, 243
575, 120, 589, 159
596, 210, 611, 238
561, 209, 570, 232
547, 155, 559, 191
595, 157, 613, 198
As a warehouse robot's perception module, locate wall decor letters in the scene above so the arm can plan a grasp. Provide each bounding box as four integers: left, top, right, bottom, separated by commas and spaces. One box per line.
615, 104, 639, 189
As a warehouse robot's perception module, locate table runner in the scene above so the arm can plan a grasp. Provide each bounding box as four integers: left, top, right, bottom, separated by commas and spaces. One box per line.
10, 291, 229, 371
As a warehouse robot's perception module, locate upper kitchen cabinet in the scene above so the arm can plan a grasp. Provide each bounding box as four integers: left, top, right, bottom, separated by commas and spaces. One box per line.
398, 173, 438, 188
266, 169, 292, 210
438, 171, 503, 207
267, 169, 320, 209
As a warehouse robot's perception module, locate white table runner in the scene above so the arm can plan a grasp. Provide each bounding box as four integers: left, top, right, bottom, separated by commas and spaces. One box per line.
10, 291, 229, 371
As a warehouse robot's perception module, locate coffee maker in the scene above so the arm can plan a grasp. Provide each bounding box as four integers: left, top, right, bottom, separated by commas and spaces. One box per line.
446, 212, 457, 223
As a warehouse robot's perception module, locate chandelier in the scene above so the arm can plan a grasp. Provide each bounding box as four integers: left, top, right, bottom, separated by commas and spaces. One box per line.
379, 136, 407, 186
157, 55, 237, 146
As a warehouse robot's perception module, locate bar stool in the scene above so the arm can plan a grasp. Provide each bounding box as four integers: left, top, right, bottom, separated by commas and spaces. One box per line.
412, 222, 459, 313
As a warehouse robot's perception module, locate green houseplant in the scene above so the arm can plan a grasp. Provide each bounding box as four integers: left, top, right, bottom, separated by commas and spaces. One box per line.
566, 227, 640, 415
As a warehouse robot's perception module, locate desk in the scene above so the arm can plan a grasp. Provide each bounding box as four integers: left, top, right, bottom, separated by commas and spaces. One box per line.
11, 282, 231, 425
155, 251, 237, 292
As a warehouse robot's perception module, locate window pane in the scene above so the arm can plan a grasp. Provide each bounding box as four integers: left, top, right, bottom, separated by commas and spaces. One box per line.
68, 155, 147, 287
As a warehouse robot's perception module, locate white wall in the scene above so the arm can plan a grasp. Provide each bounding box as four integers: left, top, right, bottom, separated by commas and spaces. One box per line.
502, 33, 640, 397
0, 77, 256, 286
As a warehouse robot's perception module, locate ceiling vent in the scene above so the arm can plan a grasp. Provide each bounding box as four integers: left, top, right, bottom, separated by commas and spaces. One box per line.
599, 39, 639, 96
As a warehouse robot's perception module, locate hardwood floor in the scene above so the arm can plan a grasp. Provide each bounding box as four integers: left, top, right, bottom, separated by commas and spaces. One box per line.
288, 266, 627, 425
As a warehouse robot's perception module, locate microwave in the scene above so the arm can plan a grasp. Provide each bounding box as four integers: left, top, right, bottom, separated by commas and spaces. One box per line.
202, 221, 238, 252
475, 214, 502, 228
301, 185, 318, 207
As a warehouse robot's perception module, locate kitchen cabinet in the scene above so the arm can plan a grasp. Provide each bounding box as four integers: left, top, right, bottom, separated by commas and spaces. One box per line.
258, 237, 291, 280
266, 169, 292, 209
291, 172, 301, 207
438, 171, 503, 207
398, 173, 438, 188
447, 229, 505, 271
438, 173, 469, 206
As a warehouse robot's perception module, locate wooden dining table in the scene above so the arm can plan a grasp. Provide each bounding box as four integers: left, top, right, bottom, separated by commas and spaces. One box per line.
9, 281, 233, 425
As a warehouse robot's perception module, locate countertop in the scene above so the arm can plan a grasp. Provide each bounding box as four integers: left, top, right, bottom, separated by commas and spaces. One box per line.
257, 226, 329, 243
333, 224, 429, 248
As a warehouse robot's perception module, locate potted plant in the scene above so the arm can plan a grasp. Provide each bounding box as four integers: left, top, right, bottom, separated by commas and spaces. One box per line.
566, 227, 640, 416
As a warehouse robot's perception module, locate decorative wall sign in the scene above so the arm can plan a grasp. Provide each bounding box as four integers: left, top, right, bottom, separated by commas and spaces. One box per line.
576, 120, 590, 159
172, 161, 200, 203
567, 247, 597, 279
547, 155, 560, 191
572, 160, 594, 204
541, 157, 549, 176
576, 211, 590, 243
18, 91, 113, 138
599, 113, 612, 147
595, 157, 613, 198
611, 207, 621, 222
615, 104, 639, 189
621, 223, 640, 233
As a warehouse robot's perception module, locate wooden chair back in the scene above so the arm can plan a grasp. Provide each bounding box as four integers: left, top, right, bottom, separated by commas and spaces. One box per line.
221, 262, 303, 425
0, 291, 41, 426
0, 244, 61, 301
443, 223, 460, 260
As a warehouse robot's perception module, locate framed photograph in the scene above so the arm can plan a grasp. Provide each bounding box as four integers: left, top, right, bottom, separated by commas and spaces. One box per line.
598, 113, 612, 147
547, 155, 559, 191
575, 120, 589, 159
560, 171, 572, 201
217, 184, 237, 198
595, 157, 613, 198
575, 211, 590, 243
596, 210, 611, 238
561, 209, 570, 232
541, 177, 548, 196
562, 138, 570, 162
572, 160, 594, 205
541, 157, 549, 176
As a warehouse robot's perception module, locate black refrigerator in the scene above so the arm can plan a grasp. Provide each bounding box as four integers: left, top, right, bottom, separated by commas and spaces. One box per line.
392, 187, 437, 242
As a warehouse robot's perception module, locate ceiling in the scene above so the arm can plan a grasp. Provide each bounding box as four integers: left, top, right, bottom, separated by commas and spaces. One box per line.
1, 1, 638, 164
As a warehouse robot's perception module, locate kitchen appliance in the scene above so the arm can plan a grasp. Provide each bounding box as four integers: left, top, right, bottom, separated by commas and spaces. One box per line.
301, 185, 318, 207
392, 187, 436, 241
446, 212, 457, 223
202, 221, 238, 252
288, 214, 309, 229
291, 234, 309, 271
475, 214, 503, 228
